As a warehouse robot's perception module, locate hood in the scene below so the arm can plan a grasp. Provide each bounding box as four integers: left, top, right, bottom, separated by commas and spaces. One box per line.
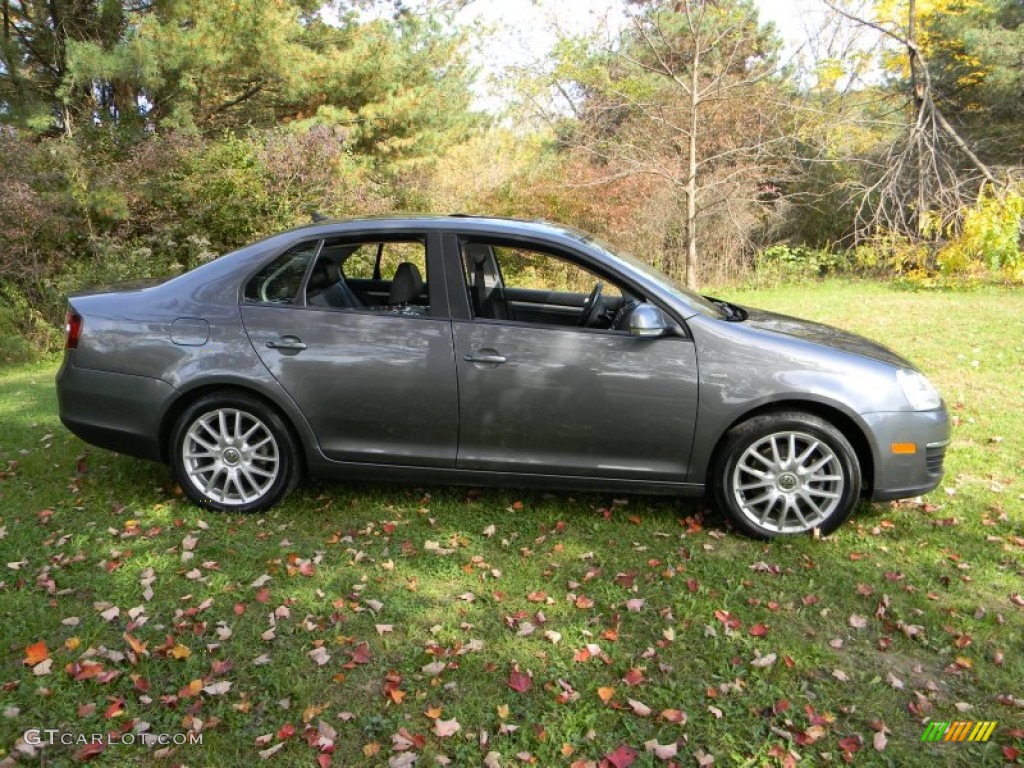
740, 307, 912, 369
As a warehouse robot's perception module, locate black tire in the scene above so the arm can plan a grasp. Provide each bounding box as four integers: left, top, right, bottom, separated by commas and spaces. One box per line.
712, 411, 861, 539
170, 391, 301, 513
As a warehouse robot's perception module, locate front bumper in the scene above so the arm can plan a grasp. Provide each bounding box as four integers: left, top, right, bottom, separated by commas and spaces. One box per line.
56, 355, 177, 462
861, 408, 950, 501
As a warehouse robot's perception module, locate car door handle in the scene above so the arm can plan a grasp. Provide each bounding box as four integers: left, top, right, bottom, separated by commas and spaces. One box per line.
464, 353, 507, 364
266, 337, 307, 351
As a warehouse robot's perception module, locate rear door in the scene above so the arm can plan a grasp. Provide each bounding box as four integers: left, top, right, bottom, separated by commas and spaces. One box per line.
240, 232, 459, 467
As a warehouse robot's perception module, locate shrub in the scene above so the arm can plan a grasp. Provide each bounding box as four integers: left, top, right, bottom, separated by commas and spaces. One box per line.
753, 244, 849, 285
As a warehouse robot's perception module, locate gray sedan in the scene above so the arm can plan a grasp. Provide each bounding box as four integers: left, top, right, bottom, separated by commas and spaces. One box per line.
56, 216, 949, 538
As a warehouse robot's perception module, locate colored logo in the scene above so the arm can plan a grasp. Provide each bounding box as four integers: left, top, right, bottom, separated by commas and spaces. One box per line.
921, 721, 997, 742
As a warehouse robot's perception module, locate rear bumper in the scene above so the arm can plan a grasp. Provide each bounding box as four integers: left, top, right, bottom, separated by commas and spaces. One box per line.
56, 355, 177, 462
862, 408, 950, 501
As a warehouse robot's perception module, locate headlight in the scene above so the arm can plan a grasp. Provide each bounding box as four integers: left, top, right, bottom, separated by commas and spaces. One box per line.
896, 369, 941, 411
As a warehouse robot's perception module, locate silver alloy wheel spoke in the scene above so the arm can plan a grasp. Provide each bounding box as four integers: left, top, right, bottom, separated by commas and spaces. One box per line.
183, 408, 279, 506
732, 430, 844, 534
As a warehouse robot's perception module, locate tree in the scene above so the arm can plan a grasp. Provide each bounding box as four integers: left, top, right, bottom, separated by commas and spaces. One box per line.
550, 0, 785, 288
822, 0, 1006, 242
0, 0, 478, 165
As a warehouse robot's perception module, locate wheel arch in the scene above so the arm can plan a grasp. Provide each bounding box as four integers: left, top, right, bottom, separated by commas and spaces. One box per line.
159, 380, 311, 475
705, 400, 875, 496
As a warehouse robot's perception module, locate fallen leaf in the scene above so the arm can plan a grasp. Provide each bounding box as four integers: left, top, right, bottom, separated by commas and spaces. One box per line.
604, 744, 638, 768
644, 740, 678, 760
433, 718, 461, 738
23, 641, 48, 667
849, 614, 867, 629
258, 742, 285, 759
628, 699, 652, 717
622, 668, 645, 686
597, 686, 615, 703
507, 666, 532, 693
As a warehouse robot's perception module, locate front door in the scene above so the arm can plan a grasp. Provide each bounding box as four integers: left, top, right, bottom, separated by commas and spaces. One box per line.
450, 238, 699, 480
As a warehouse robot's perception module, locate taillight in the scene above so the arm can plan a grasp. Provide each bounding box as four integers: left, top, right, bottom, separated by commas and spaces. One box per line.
65, 311, 83, 349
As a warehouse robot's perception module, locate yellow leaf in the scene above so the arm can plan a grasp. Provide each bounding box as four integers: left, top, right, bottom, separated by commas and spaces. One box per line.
64, 637, 81, 652
171, 643, 192, 660
363, 742, 380, 757
497, 704, 510, 719
561, 743, 575, 757
425, 705, 443, 719
186, 679, 203, 696
598, 686, 615, 703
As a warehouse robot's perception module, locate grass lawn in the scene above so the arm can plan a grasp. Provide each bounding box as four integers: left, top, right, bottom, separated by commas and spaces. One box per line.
1, 280, 1022, 767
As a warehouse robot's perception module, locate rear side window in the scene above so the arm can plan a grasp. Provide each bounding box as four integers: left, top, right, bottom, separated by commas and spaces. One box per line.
244, 241, 320, 304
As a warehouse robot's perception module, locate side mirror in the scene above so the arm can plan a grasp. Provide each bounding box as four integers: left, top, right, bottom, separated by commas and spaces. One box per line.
628, 303, 671, 338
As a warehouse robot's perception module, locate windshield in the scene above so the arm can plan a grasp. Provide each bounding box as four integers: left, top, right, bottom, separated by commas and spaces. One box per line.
580, 235, 727, 319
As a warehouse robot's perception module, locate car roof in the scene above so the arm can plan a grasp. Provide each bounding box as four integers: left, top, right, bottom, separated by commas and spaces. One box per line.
281, 214, 596, 244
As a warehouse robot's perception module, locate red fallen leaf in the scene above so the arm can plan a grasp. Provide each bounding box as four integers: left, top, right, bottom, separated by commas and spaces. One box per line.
131, 674, 150, 693
318, 754, 332, 768
255, 588, 271, 603
349, 643, 372, 665
23, 640, 49, 667
884, 571, 904, 581
713, 610, 741, 630
622, 668, 645, 686
78, 703, 96, 717
75, 742, 105, 761
575, 595, 595, 609
749, 623, 769, 637
507, 666, 532, 693
856, 583, 875, 596
801, 594, 819, 606
1002, 746, 1020, 761
298, 562, 315, 577
660, 708, 687, 723
687, 579, 700, 593
104, 697, 125, 720
604, 744, 638, 768
838, 735, 862, 754
773, 699, 790, 714
527, 591, 547, 602
66, 661, 105, 680
614, 572, 637, 588
573, 648, 592, 663
234, 602, 246, 615
277, 723, 296, 741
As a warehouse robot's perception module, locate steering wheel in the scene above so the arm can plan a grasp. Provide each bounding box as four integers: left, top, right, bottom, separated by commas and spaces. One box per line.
577, 281, 604, 327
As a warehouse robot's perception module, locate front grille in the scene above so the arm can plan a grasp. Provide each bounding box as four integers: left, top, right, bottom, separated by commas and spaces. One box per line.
926, 444, 946, 475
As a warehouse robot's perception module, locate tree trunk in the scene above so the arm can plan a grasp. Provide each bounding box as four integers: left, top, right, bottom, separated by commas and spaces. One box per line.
685, 41, 700, 290
908, 0, 928, 237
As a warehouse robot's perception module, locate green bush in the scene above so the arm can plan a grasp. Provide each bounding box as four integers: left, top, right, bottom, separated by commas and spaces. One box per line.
753, 244, 849, 285
0, 281, 62, 363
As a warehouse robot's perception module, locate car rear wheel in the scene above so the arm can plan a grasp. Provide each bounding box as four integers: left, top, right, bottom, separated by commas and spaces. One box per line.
713, 411, 861, 539
171, 392, 300, 512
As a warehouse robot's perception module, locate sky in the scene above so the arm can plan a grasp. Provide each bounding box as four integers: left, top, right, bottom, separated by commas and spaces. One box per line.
453, 0, 827, 110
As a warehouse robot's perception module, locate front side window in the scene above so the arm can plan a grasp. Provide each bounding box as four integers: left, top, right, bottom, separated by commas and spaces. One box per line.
244, 241, 320, 304
461, 241, 633, 331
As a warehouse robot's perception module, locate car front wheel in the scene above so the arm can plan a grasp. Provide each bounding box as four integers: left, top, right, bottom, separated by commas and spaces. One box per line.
171, 392, 300, 512
713, 411, 861, 538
